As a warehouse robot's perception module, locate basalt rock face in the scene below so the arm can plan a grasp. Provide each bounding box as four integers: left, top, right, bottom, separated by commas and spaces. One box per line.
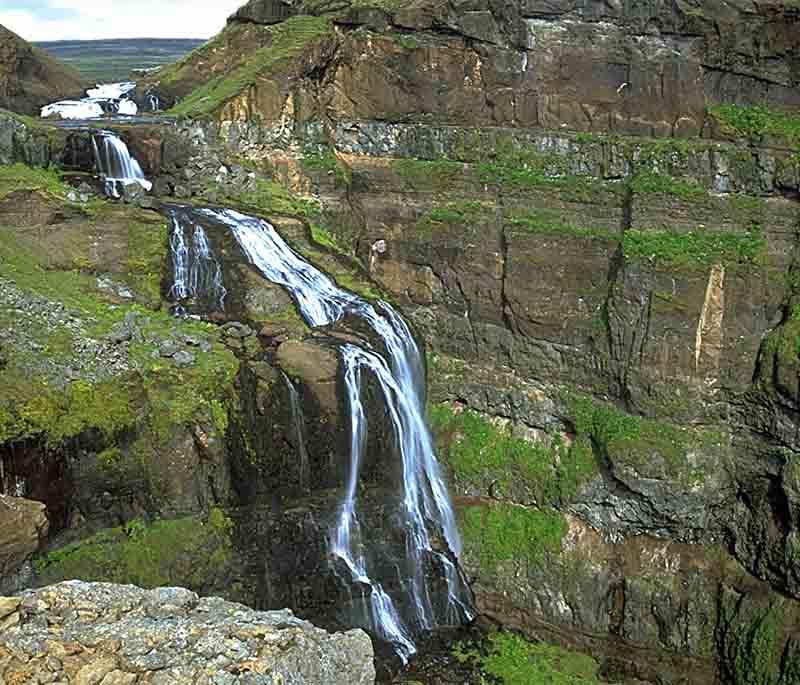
0, 581, 376, 684
144, 0, 799, 136
0, 25, 84, 116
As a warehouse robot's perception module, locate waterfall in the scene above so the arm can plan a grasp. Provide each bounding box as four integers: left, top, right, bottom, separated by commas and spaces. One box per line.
146, 93, 161, 112
91, 132, 152, 199
281, 372, 310, 488
198, 207, 473, 660
41, 81, 138, 120
168, 212, 226, 311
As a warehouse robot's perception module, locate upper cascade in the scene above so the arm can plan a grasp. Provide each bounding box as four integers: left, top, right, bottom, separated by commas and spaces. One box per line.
41, 81, 138, 120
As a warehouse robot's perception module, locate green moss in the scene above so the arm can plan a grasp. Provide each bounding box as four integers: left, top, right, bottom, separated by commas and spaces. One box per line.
455, 632, 601, 685
35, 509, 234, 590
392, 158, 465, 191
169, 16, 331, 118
430, 403, 597, 504
461, 503, 567, 571
728, 601, 786, 685
630, 170, 707, 201
125, 216, 169, 306
310, 222, 348, 255
0, 373, 138, 446
622, 227, 766, 268
130, 333, 239, 445
213, 178, 318, 218
709, 103, 800, 144
303, 147, 352, 187
0, 163, 73, 202
507, 208, 617, 240
565, 393, 723, 484
418, 200, 495, 231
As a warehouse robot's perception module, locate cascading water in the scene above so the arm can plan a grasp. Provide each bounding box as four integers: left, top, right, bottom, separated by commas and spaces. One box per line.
41, 81, 138, 120
91, 132, 152, 199
280, 372, 311, 489
167, 211, 226, 311
195, 207, 474, 660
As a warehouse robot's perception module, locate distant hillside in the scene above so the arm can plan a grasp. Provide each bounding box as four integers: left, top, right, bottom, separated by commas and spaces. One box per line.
35, 39, 205, 84
0, 24, 84, 115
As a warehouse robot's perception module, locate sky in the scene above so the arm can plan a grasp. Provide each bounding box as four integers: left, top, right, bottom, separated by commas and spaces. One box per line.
0, 0, 244, 41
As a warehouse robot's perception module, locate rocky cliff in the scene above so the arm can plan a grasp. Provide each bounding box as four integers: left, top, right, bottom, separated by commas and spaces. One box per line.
0, 24, 84, 116
2, 0, 800, 683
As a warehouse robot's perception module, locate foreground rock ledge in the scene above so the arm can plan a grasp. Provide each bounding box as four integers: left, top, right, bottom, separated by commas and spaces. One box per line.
0, 581, 376, 684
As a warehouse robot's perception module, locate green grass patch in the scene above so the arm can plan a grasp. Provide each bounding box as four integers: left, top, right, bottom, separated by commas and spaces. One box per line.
565, 393, 722, 484
0, 163, 72, 202
0, 373, 138, 446
630, 170, 707, 201
430, 403, 597, 504
303, 147, 352, 187
418, 200, 495, 230
507, 208, 616, 240
169, 16, 331, 118
461, 503, 567, 571
35, 509, 233, 590
125, 216, 169, 306
709, 103, 800, 144
392, 158, 465, 190
455, 632, 601, 685
622, 227, 766, 268
214, 178, 319, 218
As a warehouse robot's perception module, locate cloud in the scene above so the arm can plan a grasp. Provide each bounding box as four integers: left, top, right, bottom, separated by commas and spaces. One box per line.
0, 0, 244, 40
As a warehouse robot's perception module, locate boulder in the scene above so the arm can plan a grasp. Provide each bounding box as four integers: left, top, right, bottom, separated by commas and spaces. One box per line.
0, 581, 376, 685
0, 496, 48, 592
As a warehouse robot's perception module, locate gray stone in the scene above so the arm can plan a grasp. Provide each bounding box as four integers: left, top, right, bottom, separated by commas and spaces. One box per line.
0, 581, 375, 685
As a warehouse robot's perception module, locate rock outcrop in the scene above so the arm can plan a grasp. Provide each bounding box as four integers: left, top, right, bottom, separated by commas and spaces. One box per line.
0, 580, 375, 684
0, 496, 48, 593
0, 24, 84, 116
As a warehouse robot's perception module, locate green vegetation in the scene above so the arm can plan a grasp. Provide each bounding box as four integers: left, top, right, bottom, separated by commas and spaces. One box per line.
170, 16, 331, 118
630, 170, 706, 201
125, 216, 169, 306
724, 601, 786, 685
709, 103, 800, 144
303, 147, 352, 187
310, 222, 348, 255
622, 227, 766, 268
35, 509, 233, 590
0, 163, 72, 202
213, 177, 319, 218
461, 503, 567, 571
454, 632, 601, 685
430, 403, 597, 504
565, 393, 723, 484
0, 374, 137, 446
418, 200, 495, 230
475, 142, 611, 202
507, 208, 616, 240
393, 158, 465, 190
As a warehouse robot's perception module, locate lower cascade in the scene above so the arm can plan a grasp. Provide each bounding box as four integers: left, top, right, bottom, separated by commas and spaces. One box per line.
91, 131, 153, 199
170, 207, 474, 661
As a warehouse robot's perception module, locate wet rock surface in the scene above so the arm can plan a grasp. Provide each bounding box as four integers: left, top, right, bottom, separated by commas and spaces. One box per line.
0, 580, 376, 684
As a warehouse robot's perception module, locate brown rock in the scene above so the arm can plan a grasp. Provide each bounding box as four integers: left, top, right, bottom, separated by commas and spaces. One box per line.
276, 340, 340, 414
0, 496, 48, 586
